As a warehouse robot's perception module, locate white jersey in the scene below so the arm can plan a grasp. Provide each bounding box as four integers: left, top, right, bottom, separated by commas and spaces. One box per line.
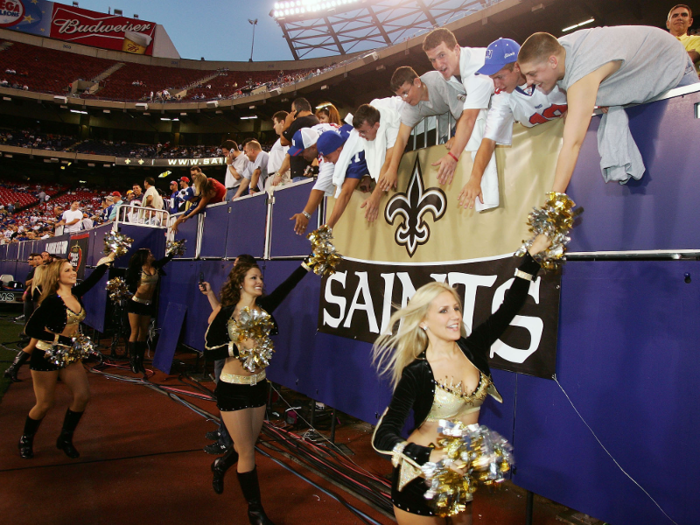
446, 46, 495, 110
484, 84, 568, 145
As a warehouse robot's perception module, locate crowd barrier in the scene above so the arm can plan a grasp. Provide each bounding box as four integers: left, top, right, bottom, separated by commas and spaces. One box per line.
1, 87, 699, 524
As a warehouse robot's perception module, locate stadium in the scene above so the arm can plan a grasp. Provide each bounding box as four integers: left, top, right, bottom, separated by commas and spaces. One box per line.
0, 1, 697, 524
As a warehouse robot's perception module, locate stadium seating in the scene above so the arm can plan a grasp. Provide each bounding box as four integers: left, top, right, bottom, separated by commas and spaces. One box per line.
92, 62, 211, 101
0, 40, 116, 95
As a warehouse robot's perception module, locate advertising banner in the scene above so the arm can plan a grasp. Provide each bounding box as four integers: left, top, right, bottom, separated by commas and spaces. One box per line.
319, 119, 566, 379
68, 232, 89, 280
115, 157, 226, 167
1, 0, 156, 56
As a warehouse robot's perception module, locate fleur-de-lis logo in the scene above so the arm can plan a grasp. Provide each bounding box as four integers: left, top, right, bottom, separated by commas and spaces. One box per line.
384, 158, 446, 257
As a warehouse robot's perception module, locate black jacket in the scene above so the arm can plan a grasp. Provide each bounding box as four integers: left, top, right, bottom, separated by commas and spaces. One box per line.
204, 264, 310, 360
25, 263, 110, 342
372, 253, 541, 466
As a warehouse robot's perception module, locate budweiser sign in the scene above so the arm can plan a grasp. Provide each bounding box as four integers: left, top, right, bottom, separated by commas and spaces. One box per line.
3, 1, 158, 55
50, 4, 156, 55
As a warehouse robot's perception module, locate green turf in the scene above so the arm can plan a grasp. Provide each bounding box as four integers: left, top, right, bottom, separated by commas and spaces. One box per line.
0, 311, 27, 403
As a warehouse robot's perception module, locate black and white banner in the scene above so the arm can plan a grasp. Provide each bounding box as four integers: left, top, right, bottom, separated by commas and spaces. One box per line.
318, 256, 561, 379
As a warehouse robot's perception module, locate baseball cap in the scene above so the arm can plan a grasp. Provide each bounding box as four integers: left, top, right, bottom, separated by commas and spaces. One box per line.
316, 129, 347, 156
178, 176, 190, 183
288, 128, 321, 156
111, 191, 121, 198
476, 38, 521, 76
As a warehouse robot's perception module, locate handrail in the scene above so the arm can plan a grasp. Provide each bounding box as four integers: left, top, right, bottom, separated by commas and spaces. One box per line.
113, 204, 170, 230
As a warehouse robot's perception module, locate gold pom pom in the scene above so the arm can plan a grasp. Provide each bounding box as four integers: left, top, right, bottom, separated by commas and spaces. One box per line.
103, 231, 134, 258
44, 335, 98, 368
106, 277, 131, 302
166, 239, 186, 257
227, 307, 276, 373
306, 226, 342, 277
515, 192, 583, 271
421, 420, 515, 517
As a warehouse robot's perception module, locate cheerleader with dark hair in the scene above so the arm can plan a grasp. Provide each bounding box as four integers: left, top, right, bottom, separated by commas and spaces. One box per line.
202, 259, 310, 525
124, 248, 173, 374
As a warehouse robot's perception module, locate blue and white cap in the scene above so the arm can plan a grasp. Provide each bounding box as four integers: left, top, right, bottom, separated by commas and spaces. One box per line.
476, 38, 521, 76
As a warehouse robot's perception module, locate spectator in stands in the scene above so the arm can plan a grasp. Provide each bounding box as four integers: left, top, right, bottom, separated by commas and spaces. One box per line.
236, 141, 268, 197
222, 140, 250, 201
170, 171, 226, 233
351, 101, 402, 222
267, 111, 290, 186
81, 213, 93, 231
281, 98, 320, 182
316, 129, 370, 230
315, 104, 342, 125
131, 185, 143, 206
101, 196, 114, 222
667, 4, 700, 74
141, 178, 164, 225
143, 176, 164, 209
179, 175, 195, 210
58, 201, 83, 234
284, 123, 339, 234
422, 28, 496, 196
41, 251, 51, 265
168, 180, 180, 214
108, 192, 124, 221
518, 27, 698, 192
379, 67, 464, 192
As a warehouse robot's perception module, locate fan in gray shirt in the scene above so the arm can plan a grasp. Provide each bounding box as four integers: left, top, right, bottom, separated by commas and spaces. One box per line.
518, 26, 698, 193
378, 66, 465, 193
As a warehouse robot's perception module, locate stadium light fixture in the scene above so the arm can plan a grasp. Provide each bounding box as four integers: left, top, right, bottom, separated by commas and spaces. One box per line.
272, 0, 359, 19
562, 18, 594, 33
241, 116, 258, 120
70, 109, 88, 114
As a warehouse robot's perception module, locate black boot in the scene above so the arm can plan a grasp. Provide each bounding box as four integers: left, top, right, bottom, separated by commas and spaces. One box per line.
128, 341, 138, 373
4, 351, 31, 382
237, 468, 274, 525
211, 447, 239, 494
135, 342, 147, 375
56, 409, 84, 459
18, 416, 42, 459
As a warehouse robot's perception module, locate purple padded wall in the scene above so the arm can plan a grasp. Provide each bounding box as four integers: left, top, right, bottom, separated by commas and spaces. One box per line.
268, 181, 319, 258
170, 212, 198, 257
200, 202, 230, 258
155, 259, 233, 348
223, 195, 267, 259
82, 265, 110, 332
261, 260, 390, 424
514, 260, 699, 525
567, 91, 700, 252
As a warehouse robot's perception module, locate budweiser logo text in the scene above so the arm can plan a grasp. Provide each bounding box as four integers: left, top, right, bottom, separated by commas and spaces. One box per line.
53, 18, 153, 35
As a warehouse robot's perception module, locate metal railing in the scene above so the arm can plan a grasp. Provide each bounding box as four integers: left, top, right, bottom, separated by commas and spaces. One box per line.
113, 204, 170, 230
409, 112, 456, 151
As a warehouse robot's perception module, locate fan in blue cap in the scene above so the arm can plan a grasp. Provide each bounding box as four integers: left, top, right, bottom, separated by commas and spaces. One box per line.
476, 38, 521, 76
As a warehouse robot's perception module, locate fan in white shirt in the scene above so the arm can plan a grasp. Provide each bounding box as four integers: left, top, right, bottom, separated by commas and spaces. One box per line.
458, 38, 567, 209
